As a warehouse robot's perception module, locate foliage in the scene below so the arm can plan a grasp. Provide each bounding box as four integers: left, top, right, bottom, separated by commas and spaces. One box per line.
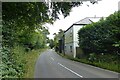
23, 49, 45, 78
2, 2, 51, 78
53, 29, 64, 51
78, 11, 120, 72
1, 46, 25, 78
49, 39, 55, 49
2, 2, 84, 22
78, 11, 120, 55
58, 52, 119, 72
88, 53, 96, 63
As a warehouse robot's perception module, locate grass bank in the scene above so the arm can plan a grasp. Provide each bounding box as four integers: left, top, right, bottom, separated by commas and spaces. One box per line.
23, 49, 46, 78
11, 45, 46, 78
58, 53, 119, 73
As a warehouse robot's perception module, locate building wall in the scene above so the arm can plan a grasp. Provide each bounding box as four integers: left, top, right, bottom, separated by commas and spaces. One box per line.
73, 25, 83, 42
73, 25, 83, 58
64, 26, 74, 57
64, 25, 84, 58
65, 43, 74, 57
65, 27, 73, 44
64, 17, 101, 58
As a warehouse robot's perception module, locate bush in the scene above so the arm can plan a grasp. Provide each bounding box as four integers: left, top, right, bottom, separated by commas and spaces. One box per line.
1, 46, 26, 78
78, 11, 120, 55
78, 11, 120, 72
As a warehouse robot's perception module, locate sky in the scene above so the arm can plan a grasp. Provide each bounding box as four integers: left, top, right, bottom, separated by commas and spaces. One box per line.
45, 0, 120, 39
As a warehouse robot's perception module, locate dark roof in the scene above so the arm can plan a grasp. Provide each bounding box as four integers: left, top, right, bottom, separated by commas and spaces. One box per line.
64, 17, 101, 33
74, 17, 101, 24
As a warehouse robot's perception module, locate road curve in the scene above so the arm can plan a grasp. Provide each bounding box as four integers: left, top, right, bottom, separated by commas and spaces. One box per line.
34, 49, 119, 78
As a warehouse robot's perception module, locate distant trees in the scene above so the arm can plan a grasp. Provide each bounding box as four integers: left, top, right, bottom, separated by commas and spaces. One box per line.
78, 11, 120, 55
49, 39, 55, 49
52, 29, 64, 51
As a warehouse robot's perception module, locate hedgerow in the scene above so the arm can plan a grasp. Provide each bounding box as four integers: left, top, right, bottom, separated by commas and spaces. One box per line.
78, 11, 120, 55
78, 11, 120, 72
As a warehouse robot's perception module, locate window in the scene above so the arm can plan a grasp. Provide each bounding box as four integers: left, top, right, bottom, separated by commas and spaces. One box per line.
70, 46, 72, 52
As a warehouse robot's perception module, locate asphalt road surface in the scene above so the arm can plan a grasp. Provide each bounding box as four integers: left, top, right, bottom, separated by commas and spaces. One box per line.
34, 49, 119, 78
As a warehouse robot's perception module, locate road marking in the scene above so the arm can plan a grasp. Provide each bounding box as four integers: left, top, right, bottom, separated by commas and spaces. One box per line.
58, 63, 83, 78
51, 57, 54, 61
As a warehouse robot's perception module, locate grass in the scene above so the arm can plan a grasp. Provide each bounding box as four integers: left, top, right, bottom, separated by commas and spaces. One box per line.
23, 48, 46, 78
12, 45, 47, 78
57, 53, 120, 73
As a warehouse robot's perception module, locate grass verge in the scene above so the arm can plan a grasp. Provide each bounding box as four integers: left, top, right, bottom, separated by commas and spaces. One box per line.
57, 53, 119, 73
23, 48, 46, 78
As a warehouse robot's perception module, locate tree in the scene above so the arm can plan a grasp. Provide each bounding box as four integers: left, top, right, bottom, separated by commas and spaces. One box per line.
49, 39, 55, 49
53, 29, 64, 52
78, 11, 120, 55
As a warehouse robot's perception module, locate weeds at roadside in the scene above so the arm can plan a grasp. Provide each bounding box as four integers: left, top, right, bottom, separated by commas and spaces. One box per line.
57, 52, 119, 73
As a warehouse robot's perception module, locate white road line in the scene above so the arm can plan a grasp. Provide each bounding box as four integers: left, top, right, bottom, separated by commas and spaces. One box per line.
51, 57, 54, 61
58, 63, 83, 78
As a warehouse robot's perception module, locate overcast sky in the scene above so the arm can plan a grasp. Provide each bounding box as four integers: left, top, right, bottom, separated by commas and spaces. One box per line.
45, 0, 120, 39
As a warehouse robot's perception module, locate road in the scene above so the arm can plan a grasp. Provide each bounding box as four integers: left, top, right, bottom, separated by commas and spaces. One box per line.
34, 49, 119, 78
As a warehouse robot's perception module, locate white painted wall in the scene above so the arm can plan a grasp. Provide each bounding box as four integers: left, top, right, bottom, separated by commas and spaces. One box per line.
64, 25, 84, 58
73, 25, 83, 58
73, 25, 83, 42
